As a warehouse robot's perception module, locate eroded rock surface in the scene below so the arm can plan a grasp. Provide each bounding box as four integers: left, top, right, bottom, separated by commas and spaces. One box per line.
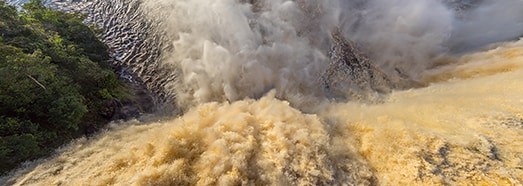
322, 30, 398, 101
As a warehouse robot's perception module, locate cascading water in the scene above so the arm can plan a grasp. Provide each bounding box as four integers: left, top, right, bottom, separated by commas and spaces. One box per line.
3, 0, 523, 185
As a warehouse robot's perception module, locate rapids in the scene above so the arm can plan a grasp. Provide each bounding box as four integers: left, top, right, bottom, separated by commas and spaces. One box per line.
2, 0, 523, 185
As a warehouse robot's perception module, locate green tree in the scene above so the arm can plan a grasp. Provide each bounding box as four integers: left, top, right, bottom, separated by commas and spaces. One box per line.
0, 0, 128, 174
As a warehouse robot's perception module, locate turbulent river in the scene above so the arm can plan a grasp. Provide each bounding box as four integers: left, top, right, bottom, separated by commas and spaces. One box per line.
3, 0, 523, 185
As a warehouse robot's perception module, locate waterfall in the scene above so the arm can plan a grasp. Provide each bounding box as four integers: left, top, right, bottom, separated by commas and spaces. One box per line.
3, 0, 523, 185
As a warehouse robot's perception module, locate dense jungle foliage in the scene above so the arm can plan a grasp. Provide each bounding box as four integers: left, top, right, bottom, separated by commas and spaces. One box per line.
0, 0, 127, 174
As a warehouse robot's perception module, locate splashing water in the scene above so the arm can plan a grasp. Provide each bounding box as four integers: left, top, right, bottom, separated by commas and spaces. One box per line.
3, 0, 523, 185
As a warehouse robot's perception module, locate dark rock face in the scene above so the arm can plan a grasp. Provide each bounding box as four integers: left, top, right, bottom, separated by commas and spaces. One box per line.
84, 124, 98, 137
82, 69, 157, 136
322, 30, 396, 101
111, 68, 157, 121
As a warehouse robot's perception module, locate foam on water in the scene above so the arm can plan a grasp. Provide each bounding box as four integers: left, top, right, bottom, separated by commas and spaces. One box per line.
3, 41, 523, 185
3, 0, 523, 185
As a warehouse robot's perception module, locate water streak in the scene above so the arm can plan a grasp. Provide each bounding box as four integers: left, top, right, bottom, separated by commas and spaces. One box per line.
3, 0, 523, 185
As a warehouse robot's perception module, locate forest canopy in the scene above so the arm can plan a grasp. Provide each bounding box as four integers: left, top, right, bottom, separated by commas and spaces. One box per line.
0, 0, 127, 174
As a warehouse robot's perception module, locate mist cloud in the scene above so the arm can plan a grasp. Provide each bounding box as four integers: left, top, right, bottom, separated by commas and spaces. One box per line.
140, 0, 523, 107
336, 0, 523, 78
448, 0, 523, 53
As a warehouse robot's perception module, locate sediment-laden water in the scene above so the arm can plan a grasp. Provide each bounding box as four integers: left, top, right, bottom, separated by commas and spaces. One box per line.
3, 0, 523, 185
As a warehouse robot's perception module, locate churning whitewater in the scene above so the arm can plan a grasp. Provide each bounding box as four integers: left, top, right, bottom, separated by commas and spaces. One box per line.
3, 0, 523, 185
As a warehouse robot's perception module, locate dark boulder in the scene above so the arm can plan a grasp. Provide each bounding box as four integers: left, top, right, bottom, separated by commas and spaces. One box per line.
321, 30, 396, 101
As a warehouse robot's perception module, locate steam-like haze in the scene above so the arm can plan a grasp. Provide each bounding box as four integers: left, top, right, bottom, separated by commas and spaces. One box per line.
448, 0, 523, 53
145, 0, 334, 108
139, 0, 523, 108
3, 0, 523, 185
